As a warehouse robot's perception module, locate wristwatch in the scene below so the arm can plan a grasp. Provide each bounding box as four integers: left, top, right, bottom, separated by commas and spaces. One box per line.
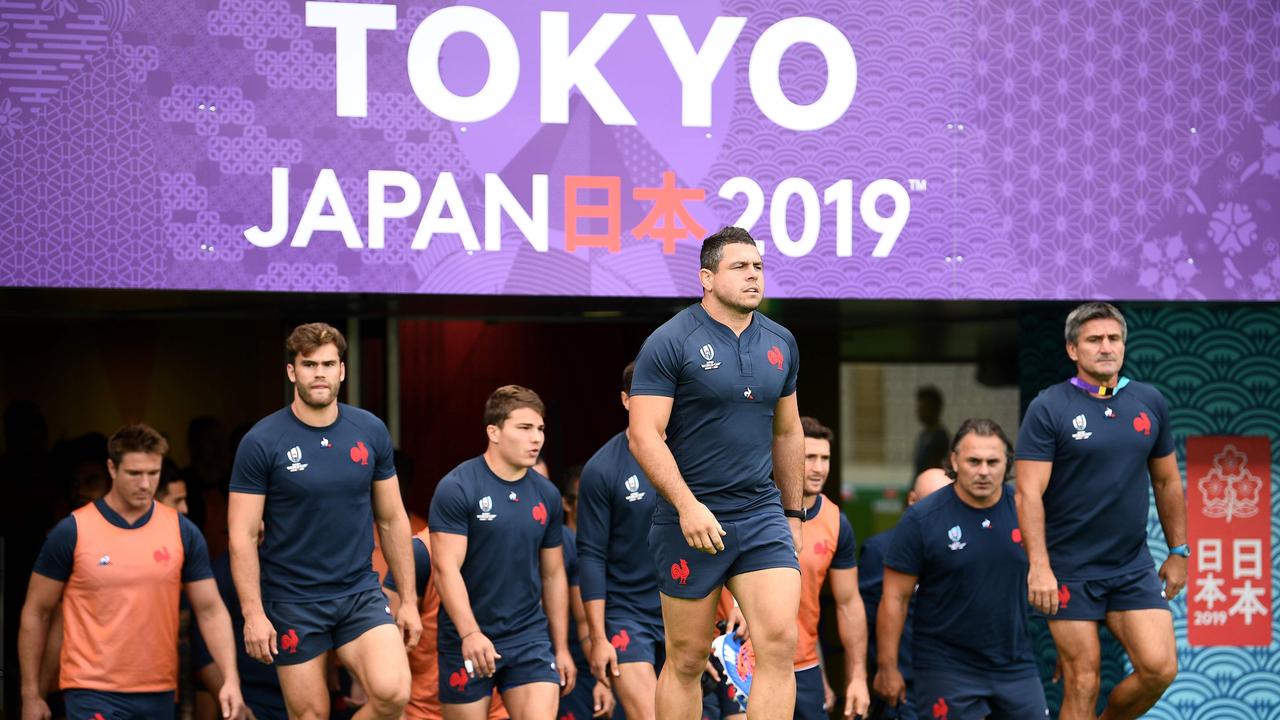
783, 508, 806, 521
1169, 544, 1191, 558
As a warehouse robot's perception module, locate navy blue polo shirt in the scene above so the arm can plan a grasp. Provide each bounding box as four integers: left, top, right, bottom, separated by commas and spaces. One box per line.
34, 499, 213, 583
883, 485, 1035, 674
576, 431, 660, 618
229, 403, 396, 602
630, 303, 799, 522
429, 456, 564, 651
1016, 379, 1175, 580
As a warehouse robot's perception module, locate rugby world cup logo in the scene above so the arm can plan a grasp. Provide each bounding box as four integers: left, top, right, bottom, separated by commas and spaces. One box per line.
947, 525, 966, 551
1071, 414, 1092, 441
700, 344, 714, 361
480, 496, 492, 513
287, 446, 302, 463
626, 476, 639, 493
286, 446, 307, 472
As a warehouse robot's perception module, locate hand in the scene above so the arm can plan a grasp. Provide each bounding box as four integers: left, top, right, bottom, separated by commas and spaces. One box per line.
396, 599, 423, 650
242, 609, 278, 664
590, 634, 620, 686
592, 678, 616, 717
1027, 563, 1060, 615
1159, 554, 1187, 599
1052, 655, 1063, 684
462, 630, 502, 678
218, 680, 247, 720
872, 667, 905, 708
556, 648, 577, 697
705, 660, 722, 683
822, 674, 835, 711
844, 678, 870, 719
725, 604, 750, 641
21, 694, 52, 720
788, 516, 803, 553
679, 501, 726, 554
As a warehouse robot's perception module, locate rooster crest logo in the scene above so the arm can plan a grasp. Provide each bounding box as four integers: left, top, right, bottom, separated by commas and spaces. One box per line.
671, 558, 690, 585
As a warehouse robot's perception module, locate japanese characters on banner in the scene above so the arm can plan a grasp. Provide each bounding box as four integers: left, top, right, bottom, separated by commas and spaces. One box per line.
1186, 436, 1271, 646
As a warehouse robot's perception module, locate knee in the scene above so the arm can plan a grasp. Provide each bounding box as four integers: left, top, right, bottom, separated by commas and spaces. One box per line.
366, 676, 411, 716
746, 620, 797, 666
1062, 662, 1100, 699
1135, 655, 1178, 692
664, 639, 712, 679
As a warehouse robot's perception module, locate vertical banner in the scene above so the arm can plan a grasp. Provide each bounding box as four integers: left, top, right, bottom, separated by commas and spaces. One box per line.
1186, 436, 1272, 646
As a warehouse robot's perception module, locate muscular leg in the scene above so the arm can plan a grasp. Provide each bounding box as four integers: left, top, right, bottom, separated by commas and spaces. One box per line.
276, 653, 331, 720
1099, 609, 1176, 720
726, 568, 801, 720
657, 588, 722, 720
500, 682, 560, 720
445, 697, 494, 720
614, 662, 658, 720
1047, 620, 1102, 720
334, 624, 411, 719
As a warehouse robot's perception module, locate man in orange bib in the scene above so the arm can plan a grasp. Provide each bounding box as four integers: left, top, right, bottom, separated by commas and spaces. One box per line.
794, 418, 869, 720
18, 424, 245, 720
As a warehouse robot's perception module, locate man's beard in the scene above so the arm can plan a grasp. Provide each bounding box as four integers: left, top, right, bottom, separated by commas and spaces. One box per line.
297, 381, 339, 409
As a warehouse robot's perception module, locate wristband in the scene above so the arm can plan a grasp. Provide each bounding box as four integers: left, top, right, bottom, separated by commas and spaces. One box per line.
461, 629, 482, 641
1168, 544, 1191, 558
784, 508, 806, 522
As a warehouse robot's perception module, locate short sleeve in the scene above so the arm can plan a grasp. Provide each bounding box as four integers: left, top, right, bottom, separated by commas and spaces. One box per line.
832, 513, 857, 569
629, 332, 681, 398
428, 477, 472, 536
32, 515, 78, 582
384, 537, 430, 597
882, 509, 925, 577
180, 515, 215, 583
229, 432, 270, 495
782, 332, 800, 396
1150, 389, 1175, 458
562, 528, 580, 586
575, 459, 611, 602
1015, 393, 1058, 461
371, 416, 397, 481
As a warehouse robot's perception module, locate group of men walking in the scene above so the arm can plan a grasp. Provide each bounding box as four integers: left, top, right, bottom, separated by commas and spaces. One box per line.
18, 227, 1187, 720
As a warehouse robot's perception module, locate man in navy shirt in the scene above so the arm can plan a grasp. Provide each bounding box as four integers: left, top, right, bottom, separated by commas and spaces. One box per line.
228, 323, 420, 719
578, 361, 662, 720
1015, 302, 1185, 720
629, 226, 805, 720
430, 385, 576, 720
875, 419, 1047, 720
858, 468, 951, 720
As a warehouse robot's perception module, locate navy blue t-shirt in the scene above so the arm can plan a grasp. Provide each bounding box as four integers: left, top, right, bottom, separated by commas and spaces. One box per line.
630, 304, 799, 522
383, 536, 430, 598
229, 403, 396, 602
33, 499, 213, 583
576, 431, 661, 618
1017, 380, 1175, 579
858, 529, 913, 681
563, 526, 589, 671
192, 553, 283, 713
429, 456, 564, 651
883, 485, 1035, 674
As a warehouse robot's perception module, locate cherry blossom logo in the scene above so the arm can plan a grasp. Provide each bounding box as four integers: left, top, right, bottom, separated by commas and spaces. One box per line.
1197, 444, 1262, 522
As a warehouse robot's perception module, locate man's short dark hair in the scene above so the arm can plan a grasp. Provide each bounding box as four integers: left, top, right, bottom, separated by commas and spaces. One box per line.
157, 458, 184, 500
800, 416, 833, 443
107, 424, 169, 466
916, 385, 943, 408
622, 361, 636, 394
949, 418, 1013, 480
700, 226, 757, 271
484, 385, 546, 427
1064, 302, 1127, 344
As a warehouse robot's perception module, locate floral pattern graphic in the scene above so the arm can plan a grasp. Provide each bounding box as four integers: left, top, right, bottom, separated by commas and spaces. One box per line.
1138, 234, 1200, 300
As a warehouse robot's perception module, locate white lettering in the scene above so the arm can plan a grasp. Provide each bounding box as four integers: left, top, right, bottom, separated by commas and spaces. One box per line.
648, 15, 745, 127
485, 173, 548, 251
540, 11, 636, 125
306, 2, 397, 118
413, 172, 479, 251
407, 6, 520, 123
368, 170, 422, 250
748, 17, 856, 131
293, 168, 362, 248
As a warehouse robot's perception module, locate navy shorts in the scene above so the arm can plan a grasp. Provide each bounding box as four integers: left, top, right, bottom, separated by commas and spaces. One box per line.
650, 511, 799, 599
439, 638, 561, 704
264, 587, 395, 665
793, 666, 827, 720
64, 689, 175, 720
912, 666, 1047, 720
606, 612, 666, 667
864, 679, 917, 720
558, 668, 596, 720
1037, 567, 1169, 621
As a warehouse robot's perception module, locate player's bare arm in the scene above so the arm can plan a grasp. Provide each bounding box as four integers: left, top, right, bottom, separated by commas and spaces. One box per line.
227, 492, 275, 664
628, 394, 725, 554
829, 566, 871, 718
773, 392, 805, 549
540, 544, 577, 696
430, 531, 500, 677
872, 567, 915, 708
1015, 459, 1058, 614
1149, 452, 1188, 599
372, 474, 423, 649
18, 573, 64, 720
187, 577, 247, 720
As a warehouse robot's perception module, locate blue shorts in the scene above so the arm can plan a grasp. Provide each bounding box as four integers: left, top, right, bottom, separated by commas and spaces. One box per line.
243, 683, 288, 720
864, 679, 916, 720
1037, 567, 1169, 621
912, 666, 1047, 720
794, 666, 826, 720
64, 689, 175, 720
558, 668, 596, 720
439, 638, 561, 704
264, 587, 395, 665
649, 511, 799, 599
606, 612, 666, 667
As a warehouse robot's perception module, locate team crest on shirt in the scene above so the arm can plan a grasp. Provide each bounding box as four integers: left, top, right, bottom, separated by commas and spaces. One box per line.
286, 446, 308, 472
476, 495, 497, 521
947, 525, 966, 551
1070, 414, 1092, 441
699, 344, 720, 370
321, 437, 331, 447
981, 519, 991, 529
99, 555, 111, 566
624, 475, 646, 502
509, 491, 519, 502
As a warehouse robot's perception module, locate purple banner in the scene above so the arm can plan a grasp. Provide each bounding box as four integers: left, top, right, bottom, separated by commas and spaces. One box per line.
0, 0, 1277, 299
